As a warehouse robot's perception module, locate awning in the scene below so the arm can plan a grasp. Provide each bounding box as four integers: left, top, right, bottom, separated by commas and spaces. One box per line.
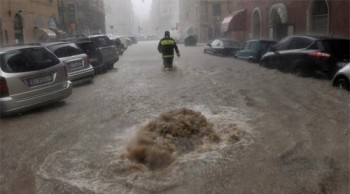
221, 9, 245, 33
34, 27, 56, 42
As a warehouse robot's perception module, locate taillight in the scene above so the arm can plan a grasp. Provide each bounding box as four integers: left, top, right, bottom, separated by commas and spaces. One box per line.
0, 77, 9, 98
309, 51, 331, 60
63, 65, 68, 80
87, 56, 91, 64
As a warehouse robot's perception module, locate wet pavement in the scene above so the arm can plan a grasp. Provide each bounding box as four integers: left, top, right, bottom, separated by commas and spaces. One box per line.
0, 41, 349, 194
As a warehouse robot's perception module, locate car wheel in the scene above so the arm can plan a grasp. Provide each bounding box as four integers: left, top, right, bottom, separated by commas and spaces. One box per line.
334, 77, 350, 91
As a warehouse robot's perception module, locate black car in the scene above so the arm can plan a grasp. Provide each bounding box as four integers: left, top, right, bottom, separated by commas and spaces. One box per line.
260, 35, 350, 77
61, 35, 119, 73
87, 35, 119, 70
235, 40, 276, 63
106, 34, 125, 55
204, 39, 241, 56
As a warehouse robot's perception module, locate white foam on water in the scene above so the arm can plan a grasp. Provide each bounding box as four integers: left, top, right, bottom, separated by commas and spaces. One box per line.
37, 104, 256, 193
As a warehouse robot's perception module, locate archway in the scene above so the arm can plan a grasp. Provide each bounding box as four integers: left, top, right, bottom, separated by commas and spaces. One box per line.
308, 0, 329, 35
269, 3, 288, 40
251, 8, 261, 39
14, 13, 24, 44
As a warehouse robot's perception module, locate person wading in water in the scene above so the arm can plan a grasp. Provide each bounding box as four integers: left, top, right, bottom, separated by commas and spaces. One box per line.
158, 31, 180, 71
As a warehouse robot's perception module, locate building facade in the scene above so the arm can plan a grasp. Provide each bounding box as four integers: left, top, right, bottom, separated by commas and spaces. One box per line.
223, 0, 349, 42
174, 0, 349, 43
0, 0, 60, 46
104, 0, 134, 36
0, 0, 107, 46
151, 0, 180, 38
60, 0, 106, 35
178, 0, 230, 42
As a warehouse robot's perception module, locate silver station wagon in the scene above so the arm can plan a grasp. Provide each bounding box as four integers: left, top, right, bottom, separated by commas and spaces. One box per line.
42, 42, 95, 85
0, 45, 73, 115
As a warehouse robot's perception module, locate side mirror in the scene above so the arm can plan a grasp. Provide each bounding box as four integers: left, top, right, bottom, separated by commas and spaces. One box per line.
206, 43, 211, 47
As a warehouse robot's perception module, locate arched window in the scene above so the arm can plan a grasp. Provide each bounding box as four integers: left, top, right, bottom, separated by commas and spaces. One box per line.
309, 0, 329, 35
14, 13, 24, 44
251, 8, 261, 39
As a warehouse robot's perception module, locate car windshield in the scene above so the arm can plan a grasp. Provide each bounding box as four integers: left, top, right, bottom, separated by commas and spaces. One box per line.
0, 47, 60, 73
1, 1, 349, 194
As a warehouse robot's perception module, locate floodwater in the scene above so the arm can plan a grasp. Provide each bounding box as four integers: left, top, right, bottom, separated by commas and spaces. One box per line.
36, 104, 255, 194
1, 41, 349, 194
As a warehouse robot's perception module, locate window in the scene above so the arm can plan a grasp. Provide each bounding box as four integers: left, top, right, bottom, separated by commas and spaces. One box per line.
48, 44, 84, 58
213, 3, 221, 17
250, 41, 259, 50
1, 47, 59, 73
243, 42, 251, 50
310, 0, 328, 35
92, 37, 112, 47
288, 37, 313, 49
211, 40, 219, 47
274, 37, 291, 51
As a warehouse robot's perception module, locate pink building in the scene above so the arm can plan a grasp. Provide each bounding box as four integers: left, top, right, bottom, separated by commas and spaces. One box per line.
220, 0, 349, 42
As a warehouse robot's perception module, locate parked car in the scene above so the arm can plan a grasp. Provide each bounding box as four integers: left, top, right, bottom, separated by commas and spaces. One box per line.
42, 42, 95, 85
204, 39, 241, 56
260, 35, 350, 77
0, 45, 72, 115
106, 34, 125, 55
125, 37, 133, 46
116, 36, 128, 51
184, 35, 198, 46
61, 34, 119, 72
332, 63, 350, 91
127, 36, 138, 44
235, 40, 276, 63
87, 34, 119, 70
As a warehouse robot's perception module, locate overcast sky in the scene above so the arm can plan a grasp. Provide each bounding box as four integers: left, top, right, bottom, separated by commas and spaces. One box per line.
131, 0, 152, 20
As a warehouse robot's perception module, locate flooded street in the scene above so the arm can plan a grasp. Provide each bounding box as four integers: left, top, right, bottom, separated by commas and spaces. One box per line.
1, 41, 349, 194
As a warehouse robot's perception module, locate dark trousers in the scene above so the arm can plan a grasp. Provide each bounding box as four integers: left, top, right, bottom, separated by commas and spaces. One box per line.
163, 57, 174, 68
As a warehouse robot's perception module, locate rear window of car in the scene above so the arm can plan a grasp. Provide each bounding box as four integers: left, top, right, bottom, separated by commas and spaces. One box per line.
91, 37, 112, 47
318, 39, 350, 59
0, 47, 60, 73
48, 44, 84, 58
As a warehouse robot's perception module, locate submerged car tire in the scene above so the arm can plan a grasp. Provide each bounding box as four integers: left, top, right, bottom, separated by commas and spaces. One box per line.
333, 77, 350, 91
260, 60, 269, 68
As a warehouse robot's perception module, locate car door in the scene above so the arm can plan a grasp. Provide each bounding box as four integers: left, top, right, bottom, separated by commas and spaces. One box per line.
236, 41, 251, 59
269, 37, 292, 69
282, 37, 314, 72
258, 41, 275, 62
